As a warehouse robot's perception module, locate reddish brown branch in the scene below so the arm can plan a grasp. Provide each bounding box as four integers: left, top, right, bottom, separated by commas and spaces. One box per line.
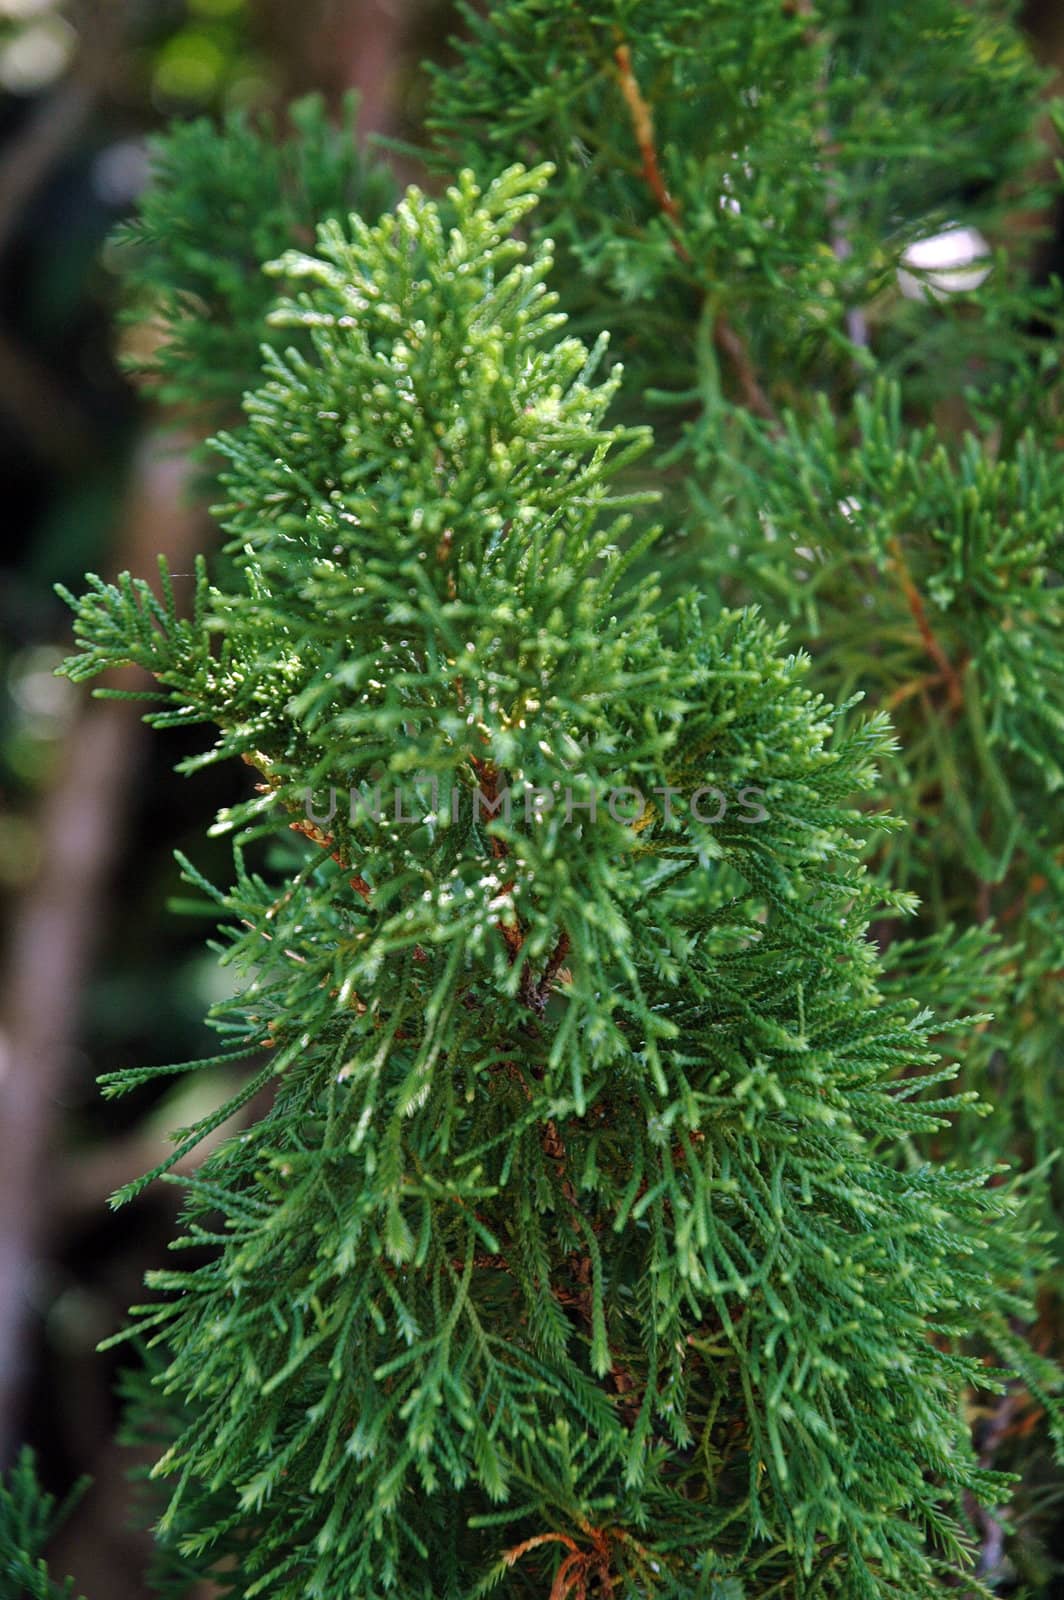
287, 815, 373, 902
506, 1522, 620, 1599
612, 37, 776, 421
710, 314, 777, 421
613, 44, 683, 233
541, 1118, 578, 1208
886, 536, 966, 710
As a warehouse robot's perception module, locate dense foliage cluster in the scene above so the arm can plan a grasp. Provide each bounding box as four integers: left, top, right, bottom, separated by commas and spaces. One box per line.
4, 2, 1063, 1597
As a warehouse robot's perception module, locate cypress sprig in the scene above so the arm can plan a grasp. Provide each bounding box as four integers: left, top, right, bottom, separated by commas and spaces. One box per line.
428, 4, 1064, 1567
58, 151, 1059, 1599
114, 91, 395, 425
0, 1449, 89, 1600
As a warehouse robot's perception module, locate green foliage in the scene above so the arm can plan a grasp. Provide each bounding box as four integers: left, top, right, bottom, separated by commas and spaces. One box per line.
114, 92, 395, 423
43, 3, 1064, 1595
425, 0, 1064, 1586
58, 150, 1061, 1599
731, 381, 1064, 881
0, 1448, 88, 1600
430, 0, 1053, 423
426, 0, 1064, 1236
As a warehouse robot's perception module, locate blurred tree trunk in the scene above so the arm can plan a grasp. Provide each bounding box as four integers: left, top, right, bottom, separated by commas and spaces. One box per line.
0, 437, 203, 1467
255, 0, 412, 135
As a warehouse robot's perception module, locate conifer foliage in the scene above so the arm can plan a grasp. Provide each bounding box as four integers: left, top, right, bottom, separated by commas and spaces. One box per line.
428, 1, 1064, 1209
7, 1, 1063, 1595
0, 1448, 87, 1599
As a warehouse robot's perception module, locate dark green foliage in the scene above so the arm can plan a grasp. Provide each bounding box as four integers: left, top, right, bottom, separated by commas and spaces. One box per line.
425, 0, 1064, 1586
732, 382, 1064, 878
38, 2, 1064, 1595
58, 156, 1060, 1598
424, 0, 1064, 1247
429, 0, 1053, 424
0, 1449, 88, 1600
114, 92, 395, 423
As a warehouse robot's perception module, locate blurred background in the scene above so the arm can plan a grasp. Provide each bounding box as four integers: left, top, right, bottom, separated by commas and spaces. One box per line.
0, 2, 1062, 1595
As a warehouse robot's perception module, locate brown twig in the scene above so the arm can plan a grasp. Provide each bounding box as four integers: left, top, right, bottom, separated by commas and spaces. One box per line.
612, 37, 776, 421
505, 1521, 622, 1599
886, 536, 966, 711
710, 312, 777, 422
613, 43, 683, 232
883, 669, 949, 711
1000, 871, 1049, 925
469, 755, 573, 1014
287, 815, 373, 903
